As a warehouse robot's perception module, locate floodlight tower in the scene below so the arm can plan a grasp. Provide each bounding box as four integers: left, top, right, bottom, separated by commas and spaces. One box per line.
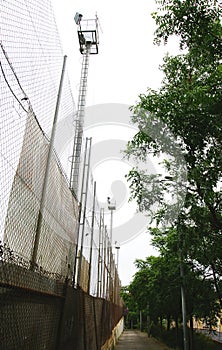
70, 13, 99, 197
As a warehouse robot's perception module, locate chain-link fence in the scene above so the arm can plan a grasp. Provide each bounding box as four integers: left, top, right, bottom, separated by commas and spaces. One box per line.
1, 0, 121, 298
0, 0, 78, 273
0, 243, 123, 350
5, 107, 79, 276
1, 1, 123, 348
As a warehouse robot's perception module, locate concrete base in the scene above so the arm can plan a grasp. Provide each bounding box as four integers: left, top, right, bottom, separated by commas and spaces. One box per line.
101, 317, 124, 350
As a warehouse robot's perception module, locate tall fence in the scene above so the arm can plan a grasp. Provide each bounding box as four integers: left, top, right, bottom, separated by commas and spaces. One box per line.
0, 0, 77, 254
0, 0, 123, 349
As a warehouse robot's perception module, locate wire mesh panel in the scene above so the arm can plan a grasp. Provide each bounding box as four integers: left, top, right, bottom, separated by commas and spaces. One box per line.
3, 107, 78, 277
3, 109, 47, 258
0, 0, 76, 246
58, 287, 124, 350
1, 0, 79, 277
84, 293, 98, 350
0, 244, 66, 350
0, 0, 75, 133
1, 0, 122, 296
0, 242, 123, 350
89, 196, 101, 296
0, 286, 63, 350
0, 1, 124, 348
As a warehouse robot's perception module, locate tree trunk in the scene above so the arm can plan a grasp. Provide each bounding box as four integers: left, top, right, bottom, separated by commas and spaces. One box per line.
190, 315, 194, 350
211, 263, 222, 309
160, 316, 163, 331
167, 315, 171, 331
175, 317, 179, 348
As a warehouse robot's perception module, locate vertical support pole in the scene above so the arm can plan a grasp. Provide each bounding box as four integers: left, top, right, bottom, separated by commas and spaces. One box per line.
110, 209, 113, 247
147, 303, 151, 337
31, 55, 67, 267
77, 137, 92, 288
116, 246, 120, 271
109, 249, 112, 302
114, 245, 120, 304
106, 206, 114, 300
88, 181, 96, 294
56, 277, 69, 350
105, 236, 108, 299
100, 222, 104, 297
97, 208, 104, 297
102, 226, 107, 299
140, 310, 142, 332
179, 225, 189, 350
72, 199, 81, 288
93, 297, 99, 350
72, 138, 89, 287
180, 261, 189, 350
105, 227, 110, 300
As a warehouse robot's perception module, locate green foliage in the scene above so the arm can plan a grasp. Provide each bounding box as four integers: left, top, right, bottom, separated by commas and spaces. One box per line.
151, 324, 219, 350
151, 324, 184, 349
130, 255, 181, 322
152, 0, 222, 60
120, 286, 140, 329
128, 253, 220, 329
125, 0, 222, 308
125, 0, 222, 347
193, 332, 218, 350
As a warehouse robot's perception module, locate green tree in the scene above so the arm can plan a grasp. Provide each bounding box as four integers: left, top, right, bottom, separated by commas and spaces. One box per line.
130, 255, 181, 328
128, 253, 220, 348
126, 0, 222, 306
125, 1, 222, 348
120, 286, 140, 329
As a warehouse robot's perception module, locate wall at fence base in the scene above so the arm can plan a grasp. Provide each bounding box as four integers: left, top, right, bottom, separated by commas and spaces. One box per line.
0, 257, 123, 350
101, 317, 124, 350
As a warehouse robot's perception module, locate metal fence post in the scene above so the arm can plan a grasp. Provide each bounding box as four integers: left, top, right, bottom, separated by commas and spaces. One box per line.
31, 55, 67, 268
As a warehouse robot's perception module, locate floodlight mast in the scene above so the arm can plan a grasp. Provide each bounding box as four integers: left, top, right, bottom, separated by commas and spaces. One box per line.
70, 13, 99, 198
107, 197, 116, 246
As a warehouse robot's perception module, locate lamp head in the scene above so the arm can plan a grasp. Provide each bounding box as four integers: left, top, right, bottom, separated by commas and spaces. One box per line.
74, 12, 83, 25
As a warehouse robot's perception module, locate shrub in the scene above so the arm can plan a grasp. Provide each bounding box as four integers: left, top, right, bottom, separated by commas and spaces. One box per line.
150, 324, 220, 350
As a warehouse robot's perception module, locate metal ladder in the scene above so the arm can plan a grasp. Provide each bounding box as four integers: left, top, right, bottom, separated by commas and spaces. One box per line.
70, 43, 91, 198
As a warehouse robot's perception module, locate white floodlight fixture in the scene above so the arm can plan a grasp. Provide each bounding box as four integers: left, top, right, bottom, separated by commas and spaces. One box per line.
108, 203, 116, 210
107, 197, 116, 210
74, 12, 83, 25
115, 243, 120, 250
107, 197, 116, 246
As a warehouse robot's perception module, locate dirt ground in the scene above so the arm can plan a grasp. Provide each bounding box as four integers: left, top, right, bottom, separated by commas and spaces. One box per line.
115, 330, 173, 350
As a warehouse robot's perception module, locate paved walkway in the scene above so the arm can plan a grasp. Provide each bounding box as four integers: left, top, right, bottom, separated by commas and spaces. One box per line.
115, 330, 172, 350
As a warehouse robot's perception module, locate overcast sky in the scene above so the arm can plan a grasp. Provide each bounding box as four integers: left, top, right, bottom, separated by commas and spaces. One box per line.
52, 0, 181, 105
52, 0, 179, 285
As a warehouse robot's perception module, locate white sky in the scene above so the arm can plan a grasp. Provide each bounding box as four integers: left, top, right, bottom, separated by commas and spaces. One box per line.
52, 0, 180, 285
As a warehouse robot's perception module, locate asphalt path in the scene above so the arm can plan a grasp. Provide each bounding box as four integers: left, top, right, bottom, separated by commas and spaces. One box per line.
115, 330, 173, 350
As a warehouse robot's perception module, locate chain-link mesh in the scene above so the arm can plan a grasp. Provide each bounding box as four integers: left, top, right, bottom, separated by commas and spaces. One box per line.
1, 0, 123, 348
0, 243, 123, 350
0, 0, 75, 133
0, 0, 75, 258
58, 286, 123, 350
1, 0, 121, 296
1, 286, 63, 350
0, 243, 66, 350
3, 106, 79, 277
